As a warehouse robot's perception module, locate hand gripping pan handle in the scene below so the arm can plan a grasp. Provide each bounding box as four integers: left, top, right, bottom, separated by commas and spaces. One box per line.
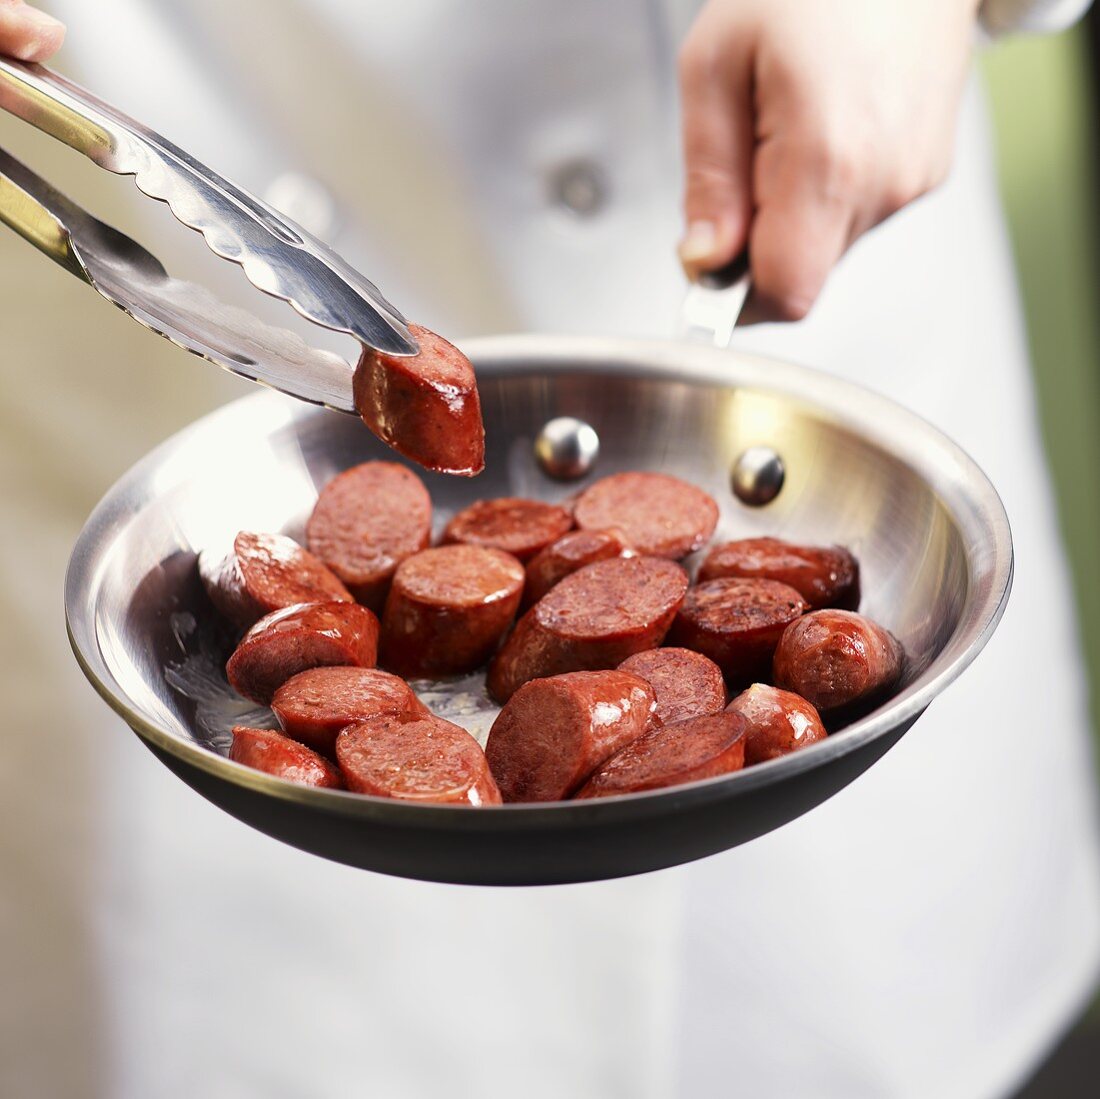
677, 251, 752, 348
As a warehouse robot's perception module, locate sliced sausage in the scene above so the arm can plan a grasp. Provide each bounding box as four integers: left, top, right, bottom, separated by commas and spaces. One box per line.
726, 683, 827, 765
442, 498, 573, 562
336, 713, 501, 806
572, 472, 718, 559
226, 601, 380, 705
271, 666, 425, 756
617, 647, 726, 726
522, 527, 635, 609
229, 725, 344, 789
380, 545, 525, 678
772, 609, 904, 715
353, 323, 485, 476
668, 577, 808, 688
575, 711, 747, 799
305, 461, 431, 610
487, 556, 689, 703
485, 670, 656, 802
698, 537, 860, 610
199, 531, 353, 630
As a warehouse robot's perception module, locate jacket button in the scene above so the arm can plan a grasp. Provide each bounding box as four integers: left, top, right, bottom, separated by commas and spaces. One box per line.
548, 160, 607, 217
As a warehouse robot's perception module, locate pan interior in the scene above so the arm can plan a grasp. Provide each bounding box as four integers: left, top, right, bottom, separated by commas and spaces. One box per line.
84, 358, 970, 779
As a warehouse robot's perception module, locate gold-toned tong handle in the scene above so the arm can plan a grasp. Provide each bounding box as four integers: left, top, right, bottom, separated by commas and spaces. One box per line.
0, 55, 116, 164
0, 147, 90, 279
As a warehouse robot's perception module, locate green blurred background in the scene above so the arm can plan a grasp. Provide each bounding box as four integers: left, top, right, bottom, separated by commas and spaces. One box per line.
985, 19, 1100, 1091
984, 26, 1100, 741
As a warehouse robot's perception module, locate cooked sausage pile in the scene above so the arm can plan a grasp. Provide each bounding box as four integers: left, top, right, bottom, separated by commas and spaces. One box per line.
198, 463, 904, 804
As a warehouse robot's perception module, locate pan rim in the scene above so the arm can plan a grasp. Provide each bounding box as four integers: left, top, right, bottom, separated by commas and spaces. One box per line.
64, 333, 1013, 826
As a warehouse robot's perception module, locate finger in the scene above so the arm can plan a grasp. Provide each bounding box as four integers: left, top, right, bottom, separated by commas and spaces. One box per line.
0, 2, 66, 63
741, 137, 856, 323
677, 31, 755, 280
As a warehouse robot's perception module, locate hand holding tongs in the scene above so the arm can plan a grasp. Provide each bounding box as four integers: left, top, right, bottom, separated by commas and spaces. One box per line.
0, 55, 418, 413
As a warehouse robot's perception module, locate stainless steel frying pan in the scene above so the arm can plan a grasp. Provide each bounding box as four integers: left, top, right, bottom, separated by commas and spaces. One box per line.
65, 335, 1012, 886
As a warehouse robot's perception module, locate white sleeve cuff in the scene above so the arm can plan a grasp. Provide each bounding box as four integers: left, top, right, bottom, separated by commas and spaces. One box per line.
980, 0, 1092, 35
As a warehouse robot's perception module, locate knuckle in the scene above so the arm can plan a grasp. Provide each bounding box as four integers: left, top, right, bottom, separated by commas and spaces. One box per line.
771, 293, 813, 323
880, 175, 920, 216
677, 36, 722, 90
805, 134, 865, 201
881, 154, 951, 216
684, 159, 736, 194
752, 265, 815, 323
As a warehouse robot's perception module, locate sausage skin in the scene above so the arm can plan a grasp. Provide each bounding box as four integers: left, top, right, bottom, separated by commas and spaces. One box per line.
574, 711, 747, 799
485, 670, 656, 801
442, 497, 574, 563
487, 556, 689, 703
336, 713, 501, 806
698, 537, 860, 611
305, 461, 432, 610
522, 527, 635, 609
225, 601, 380, 705
229, 725, 344, 789
572, 472, 718, 559
380, 545, 525, 678
668, 577, 808, 687
199, 531, 353, 630
772, 609, 904, 715
353, 323, 485, 476
726, 683, 827, 765
617, 647, 727, 726
271, 666, 425, 756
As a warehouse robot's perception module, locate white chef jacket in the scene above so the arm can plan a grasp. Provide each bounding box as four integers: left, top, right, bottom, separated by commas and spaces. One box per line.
2, 2, 1098, 1098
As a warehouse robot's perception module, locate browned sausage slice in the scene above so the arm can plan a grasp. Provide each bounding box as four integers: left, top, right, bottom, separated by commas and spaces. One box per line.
485, 670, 656, 801
617, 647, 727, 725
698, 537, 860, 610
442, 498, 574, 562
199, 531, 353, 630
487, 556, 689, 703
573, 472, 718, 559
271, 666, 425, 756
230, 725, 344, 789
574, 711, 747, 799
380, 545, 525, 678
522, 528, 635, 609
668, 577, 808, 687
772, 609, 904, 715
226, 601, 380, 705
726, 683, 827, 764
305, 461, 431, 610
353, 323, 485, 476
336, 713, 501, 806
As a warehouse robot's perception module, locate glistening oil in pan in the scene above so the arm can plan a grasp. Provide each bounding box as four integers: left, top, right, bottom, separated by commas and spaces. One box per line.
164, 608, 502, 754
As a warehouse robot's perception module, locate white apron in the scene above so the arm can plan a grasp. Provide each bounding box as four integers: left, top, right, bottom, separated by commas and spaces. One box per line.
2, 2, 1097, 1097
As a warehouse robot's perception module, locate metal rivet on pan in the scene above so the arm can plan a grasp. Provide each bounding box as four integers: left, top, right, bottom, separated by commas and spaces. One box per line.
731, 446, 785, 506
534, 417, 600, 480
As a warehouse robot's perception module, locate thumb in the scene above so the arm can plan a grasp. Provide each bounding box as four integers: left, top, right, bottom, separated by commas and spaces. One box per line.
677, 34, 754, 280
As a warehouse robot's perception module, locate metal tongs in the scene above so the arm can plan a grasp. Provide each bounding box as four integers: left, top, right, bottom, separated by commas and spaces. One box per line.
0, 56, 418, 412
